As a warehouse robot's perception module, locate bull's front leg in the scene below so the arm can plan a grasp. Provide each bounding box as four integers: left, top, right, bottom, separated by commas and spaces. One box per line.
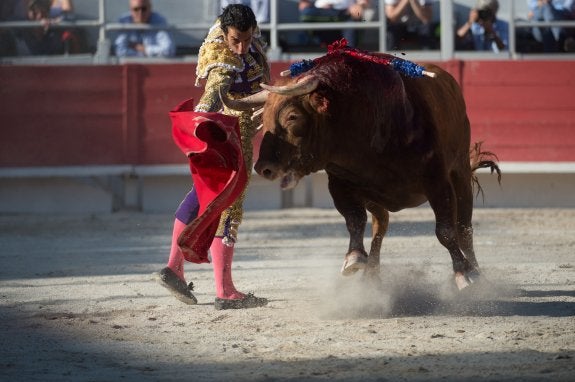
328, 175, 368, 276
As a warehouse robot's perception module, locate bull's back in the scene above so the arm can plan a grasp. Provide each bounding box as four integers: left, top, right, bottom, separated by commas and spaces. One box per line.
404, 64, 470, 160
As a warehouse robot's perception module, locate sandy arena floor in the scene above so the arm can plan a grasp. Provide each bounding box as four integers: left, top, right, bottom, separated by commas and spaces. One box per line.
0, 207, 574, 381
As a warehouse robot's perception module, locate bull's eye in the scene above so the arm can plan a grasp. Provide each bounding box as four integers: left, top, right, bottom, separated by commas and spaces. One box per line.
279, 107, 307, 138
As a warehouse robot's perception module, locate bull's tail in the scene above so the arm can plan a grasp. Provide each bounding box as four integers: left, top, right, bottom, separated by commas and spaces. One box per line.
470, 142, 502, 200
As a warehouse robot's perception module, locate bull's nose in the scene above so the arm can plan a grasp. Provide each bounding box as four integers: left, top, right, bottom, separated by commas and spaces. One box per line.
254, 161, 277, 180
261, 168, 273, 179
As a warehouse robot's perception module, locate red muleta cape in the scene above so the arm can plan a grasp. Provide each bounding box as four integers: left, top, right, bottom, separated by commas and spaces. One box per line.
169, 98, 247, 264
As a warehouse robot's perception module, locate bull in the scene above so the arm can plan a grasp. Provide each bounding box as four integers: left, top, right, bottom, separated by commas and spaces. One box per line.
221, 48, 501, 290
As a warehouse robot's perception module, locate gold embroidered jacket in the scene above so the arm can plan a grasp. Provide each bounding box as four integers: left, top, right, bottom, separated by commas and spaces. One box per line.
194, 20, 270, 243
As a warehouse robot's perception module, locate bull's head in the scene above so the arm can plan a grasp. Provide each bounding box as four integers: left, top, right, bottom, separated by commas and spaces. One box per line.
221, 76, 329, 189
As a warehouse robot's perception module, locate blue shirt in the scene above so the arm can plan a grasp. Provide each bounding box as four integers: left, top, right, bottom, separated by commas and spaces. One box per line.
528, 0, 575, 13
114, 12, 175, 58
470, 18, 509, 52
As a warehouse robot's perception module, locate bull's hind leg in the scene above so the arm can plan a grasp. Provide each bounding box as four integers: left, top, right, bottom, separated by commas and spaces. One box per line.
425, 175, 476, 290
452, 169, 481, 284
328, 175, 368, 276
452, 170, 479, 268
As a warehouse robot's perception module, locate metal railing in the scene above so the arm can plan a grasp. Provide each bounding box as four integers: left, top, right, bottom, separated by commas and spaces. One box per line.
1, 0, 575, 64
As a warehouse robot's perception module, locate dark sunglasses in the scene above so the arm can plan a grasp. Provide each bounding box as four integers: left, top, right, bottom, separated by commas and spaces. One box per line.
132, 6, 148, 12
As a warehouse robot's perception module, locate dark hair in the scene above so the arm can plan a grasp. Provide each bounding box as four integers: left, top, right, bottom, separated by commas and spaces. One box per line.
219, 4, 257, 34
28, 0, 50, 13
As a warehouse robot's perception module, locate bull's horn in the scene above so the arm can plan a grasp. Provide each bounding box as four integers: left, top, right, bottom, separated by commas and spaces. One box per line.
219, 87, 269, 111
260, 76, 319, 96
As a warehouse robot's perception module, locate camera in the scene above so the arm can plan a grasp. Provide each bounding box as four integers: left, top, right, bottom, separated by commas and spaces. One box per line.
477, 8, 494, 21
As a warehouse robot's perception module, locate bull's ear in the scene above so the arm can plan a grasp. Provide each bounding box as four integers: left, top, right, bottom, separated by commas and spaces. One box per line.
308, 93, 330, 114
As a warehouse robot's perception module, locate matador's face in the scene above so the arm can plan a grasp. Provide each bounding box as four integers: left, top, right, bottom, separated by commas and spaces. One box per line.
224, 26, 255, 55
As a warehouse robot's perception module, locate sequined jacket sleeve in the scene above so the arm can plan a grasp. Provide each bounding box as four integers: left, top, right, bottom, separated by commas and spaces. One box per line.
191, 21, 269, 244
194, 67, 234, 113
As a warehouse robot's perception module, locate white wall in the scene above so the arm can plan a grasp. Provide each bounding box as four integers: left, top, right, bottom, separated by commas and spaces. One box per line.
1, 164, 574, 214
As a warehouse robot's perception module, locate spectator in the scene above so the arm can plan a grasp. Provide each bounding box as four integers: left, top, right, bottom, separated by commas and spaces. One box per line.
46, 0, 88, 53
114, 0, 175, 58
220, 0, 270, 44
527, 0, 575, 52
385, 0, 437, 50
49, 0, 74, 22
456, 0, 508, 52
298, 0, 373, 46
220, 0, 269, 24
14, 0, 74, 55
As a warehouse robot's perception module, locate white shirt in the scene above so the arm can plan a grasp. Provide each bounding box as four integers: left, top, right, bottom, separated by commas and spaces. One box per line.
220, 0, 270, 23
384, 0, 433, 5
314, 0, 355, 10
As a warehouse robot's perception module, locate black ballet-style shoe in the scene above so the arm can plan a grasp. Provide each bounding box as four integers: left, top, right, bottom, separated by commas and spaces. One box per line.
157, 267, 197, 305
214, 293, 268, 310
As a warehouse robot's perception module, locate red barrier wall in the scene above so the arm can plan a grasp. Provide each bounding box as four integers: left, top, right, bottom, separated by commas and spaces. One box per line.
0, 65, 125, 166
464, 61, 575, 161
1, 60, 573, 167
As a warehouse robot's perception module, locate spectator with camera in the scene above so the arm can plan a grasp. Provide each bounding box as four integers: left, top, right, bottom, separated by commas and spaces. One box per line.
456, 0, 508, 52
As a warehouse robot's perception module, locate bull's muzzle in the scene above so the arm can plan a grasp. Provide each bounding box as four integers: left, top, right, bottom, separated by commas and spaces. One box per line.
255, 160, 300, 189
254, 160, 277, 180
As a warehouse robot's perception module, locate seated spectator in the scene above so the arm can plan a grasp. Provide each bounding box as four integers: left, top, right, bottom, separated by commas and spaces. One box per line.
219, 0, 270, 43
527, 0, 575, 52
49, 0, 74, 22
14, 0, 81, 55
298, 0, 372, 47
219, 0, 269, 24
456, 0, 508, 52
114, 0, 175, 58
385, 0, 437, 50
47, 0, 89, 53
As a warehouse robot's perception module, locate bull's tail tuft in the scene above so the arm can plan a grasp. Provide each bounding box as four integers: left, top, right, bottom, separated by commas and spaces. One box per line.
470, 142, 502, 201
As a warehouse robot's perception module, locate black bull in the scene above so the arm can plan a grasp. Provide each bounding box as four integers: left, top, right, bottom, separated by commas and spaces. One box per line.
221, 53, 501, 290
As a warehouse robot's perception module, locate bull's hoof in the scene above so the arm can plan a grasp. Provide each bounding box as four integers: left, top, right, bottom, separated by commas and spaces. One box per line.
454, 269, 481, 290
341, 251, 368, 276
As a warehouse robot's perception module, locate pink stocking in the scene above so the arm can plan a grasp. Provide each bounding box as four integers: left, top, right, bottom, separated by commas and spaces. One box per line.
210, 237, 245, 299
166, 218, 187, 281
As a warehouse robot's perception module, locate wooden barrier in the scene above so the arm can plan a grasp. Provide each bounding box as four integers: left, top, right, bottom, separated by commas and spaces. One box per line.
464, 61, 575, 162
1, 60, 574, 168
1, 60, 574, 212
